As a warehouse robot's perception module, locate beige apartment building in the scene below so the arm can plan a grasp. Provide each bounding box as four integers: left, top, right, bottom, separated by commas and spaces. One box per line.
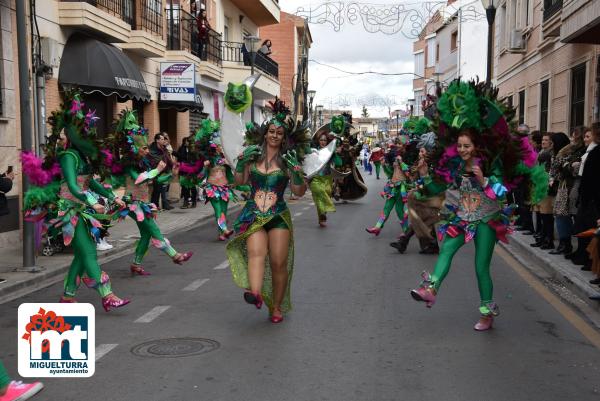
494, 0, 600, 133
1, 0, 281, 245
260, 11, 312, 121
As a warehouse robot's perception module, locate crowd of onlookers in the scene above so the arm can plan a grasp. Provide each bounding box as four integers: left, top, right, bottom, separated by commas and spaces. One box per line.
512, 124, 600, 296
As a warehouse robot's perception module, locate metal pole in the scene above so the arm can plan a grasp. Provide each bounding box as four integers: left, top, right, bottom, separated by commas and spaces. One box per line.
250, 51, 256, 123
169, 0, 174, 50
485, 7, 496, 84
16, 0, 36, 268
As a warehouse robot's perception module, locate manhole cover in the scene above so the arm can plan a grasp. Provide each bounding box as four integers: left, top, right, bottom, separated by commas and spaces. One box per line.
131, 338, 220, 358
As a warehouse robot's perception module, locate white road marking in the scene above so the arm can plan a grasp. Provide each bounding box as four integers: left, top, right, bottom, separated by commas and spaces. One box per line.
294, 212, 303, 217
182, 278, 210, 291
134, 306, 171, 323
95, 344, 118, 361
213, 260, 229, 270
302, 206, 311, 211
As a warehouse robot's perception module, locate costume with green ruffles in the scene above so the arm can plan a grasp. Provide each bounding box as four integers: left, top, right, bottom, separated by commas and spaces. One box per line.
226, 165, 294, 313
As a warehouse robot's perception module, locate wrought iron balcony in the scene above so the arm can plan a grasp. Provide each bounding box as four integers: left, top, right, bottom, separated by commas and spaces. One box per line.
61, 0, 135, 27
221, 41, 279, 79
543, 0, 563, 21
135, 0, 162, 36
165, 7, 222, 66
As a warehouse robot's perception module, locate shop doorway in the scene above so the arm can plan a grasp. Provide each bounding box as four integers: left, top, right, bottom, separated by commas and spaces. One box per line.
159, 108, 178, 143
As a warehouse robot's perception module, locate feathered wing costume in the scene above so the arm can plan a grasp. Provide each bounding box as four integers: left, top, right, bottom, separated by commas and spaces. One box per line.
194, 119, 238, 240
392, 117, 445, 254
328, 113, 368, 200
102, 110, 193, 275
410, 80, 548, 330
22, 91, 130, 311
366, 132, 414, 236
225, 97, 311, 314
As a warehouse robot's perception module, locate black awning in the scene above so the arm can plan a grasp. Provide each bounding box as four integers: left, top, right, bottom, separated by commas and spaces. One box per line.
158, 85, 204, 113
59, 34, 151, 101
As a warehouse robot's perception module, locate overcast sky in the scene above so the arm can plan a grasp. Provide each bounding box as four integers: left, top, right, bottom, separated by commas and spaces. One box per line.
279, 0, 416, 118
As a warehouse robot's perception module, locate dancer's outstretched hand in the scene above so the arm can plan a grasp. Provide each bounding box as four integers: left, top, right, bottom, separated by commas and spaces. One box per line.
236, 145, 261, 173
283, 150, 301, 172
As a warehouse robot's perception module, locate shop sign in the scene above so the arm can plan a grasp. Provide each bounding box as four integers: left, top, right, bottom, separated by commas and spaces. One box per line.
160, 62, 196, 102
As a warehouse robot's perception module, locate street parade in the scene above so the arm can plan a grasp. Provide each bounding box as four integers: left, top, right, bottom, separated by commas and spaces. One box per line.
0, 1, 599, 400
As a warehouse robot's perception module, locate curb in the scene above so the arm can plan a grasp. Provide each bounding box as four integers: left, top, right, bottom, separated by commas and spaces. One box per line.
0, 205, 241, 305
499, 233, 600, 314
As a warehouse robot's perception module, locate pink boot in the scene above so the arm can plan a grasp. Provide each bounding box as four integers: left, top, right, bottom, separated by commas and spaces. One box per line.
102, 293, 131, 312
410, 271, 437, 307
474, 302, 499, 331
365, 227, 381, 236
474, 316, 494, 331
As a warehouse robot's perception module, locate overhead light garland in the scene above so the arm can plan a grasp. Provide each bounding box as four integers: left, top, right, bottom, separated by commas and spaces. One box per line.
295, 1, 485, 39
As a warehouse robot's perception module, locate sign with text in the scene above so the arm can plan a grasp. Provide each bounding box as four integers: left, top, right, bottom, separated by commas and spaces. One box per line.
18, 303, 95, 377
160, 62, 196, 102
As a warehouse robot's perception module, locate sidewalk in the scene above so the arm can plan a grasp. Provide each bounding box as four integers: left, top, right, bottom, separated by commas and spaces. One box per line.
500, 230, 600, 314
0, 201, 240, 304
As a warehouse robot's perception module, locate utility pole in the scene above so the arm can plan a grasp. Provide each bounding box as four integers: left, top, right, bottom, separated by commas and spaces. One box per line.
16, 0, 37, 269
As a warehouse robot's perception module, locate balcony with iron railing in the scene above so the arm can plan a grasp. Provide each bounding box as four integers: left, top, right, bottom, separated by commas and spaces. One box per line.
166, 8, 222, 64
120, 0, 165, 57
164, 7, 223, 80
59, 0, 135, 42
221, 41, 279, 79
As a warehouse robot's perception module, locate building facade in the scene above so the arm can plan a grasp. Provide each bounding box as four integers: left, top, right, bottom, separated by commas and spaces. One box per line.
260, 11, 312, 120
1, 0, 281, 245
494, 0, 600, 132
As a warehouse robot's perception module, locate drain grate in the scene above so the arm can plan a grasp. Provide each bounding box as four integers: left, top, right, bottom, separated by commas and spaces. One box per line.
131, 338, 220, 358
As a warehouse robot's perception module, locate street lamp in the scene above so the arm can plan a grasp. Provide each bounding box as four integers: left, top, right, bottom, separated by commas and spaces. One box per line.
307, 89, 316, 130
244, 34, 260, 122
481, 0, 499, 84
315, 104, 324, 127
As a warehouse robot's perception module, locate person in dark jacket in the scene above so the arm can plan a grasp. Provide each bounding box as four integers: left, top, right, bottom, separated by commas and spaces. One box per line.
150, 133, 174, 210
0, 168, 14, 216
176, 136, 198, 209
571, 125, 600, 270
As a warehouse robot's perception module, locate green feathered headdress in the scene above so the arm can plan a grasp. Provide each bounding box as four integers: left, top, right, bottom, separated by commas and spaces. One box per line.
330, 115, 347, 136
47, 90, 100, 161
194, 118, 220, 146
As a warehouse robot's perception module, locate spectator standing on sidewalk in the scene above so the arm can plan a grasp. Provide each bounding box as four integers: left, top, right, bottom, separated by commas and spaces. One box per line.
176, 136, 198, 209
547, 127, 586, 255
571, 125, 600, 271
150, 133, 174, 210
0, 166, 14, 216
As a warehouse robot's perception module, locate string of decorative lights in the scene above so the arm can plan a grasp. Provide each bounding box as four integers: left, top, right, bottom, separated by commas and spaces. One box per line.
294, 1, 484, 39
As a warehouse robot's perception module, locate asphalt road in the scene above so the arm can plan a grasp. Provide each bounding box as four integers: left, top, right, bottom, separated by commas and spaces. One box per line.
1, 172, 599, 401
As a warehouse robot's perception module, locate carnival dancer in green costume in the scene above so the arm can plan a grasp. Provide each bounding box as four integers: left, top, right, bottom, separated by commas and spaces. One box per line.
309, 130, 342, 227
366, 137, 411, 236
22, 92, 130, 311
193, 119, 237, 240
409, 80, 548, 330
103, 110, 193, 276
225, 98, 310, 324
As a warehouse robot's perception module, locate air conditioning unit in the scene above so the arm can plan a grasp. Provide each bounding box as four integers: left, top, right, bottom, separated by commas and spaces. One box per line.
40, 37, 62, 69
509, 29, 526, 53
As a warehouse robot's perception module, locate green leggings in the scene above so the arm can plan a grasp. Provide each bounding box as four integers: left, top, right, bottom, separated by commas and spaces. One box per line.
209, 198, 229, 233
374, 195, 405, 231
373, 161, 381, 178
131, 212, 177, 265
64, 221, 111, 298
431, 222, 496, 305
0, 360, 10, 389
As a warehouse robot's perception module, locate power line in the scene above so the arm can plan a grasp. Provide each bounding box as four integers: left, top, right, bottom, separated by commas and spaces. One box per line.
309, 59, 424, 78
